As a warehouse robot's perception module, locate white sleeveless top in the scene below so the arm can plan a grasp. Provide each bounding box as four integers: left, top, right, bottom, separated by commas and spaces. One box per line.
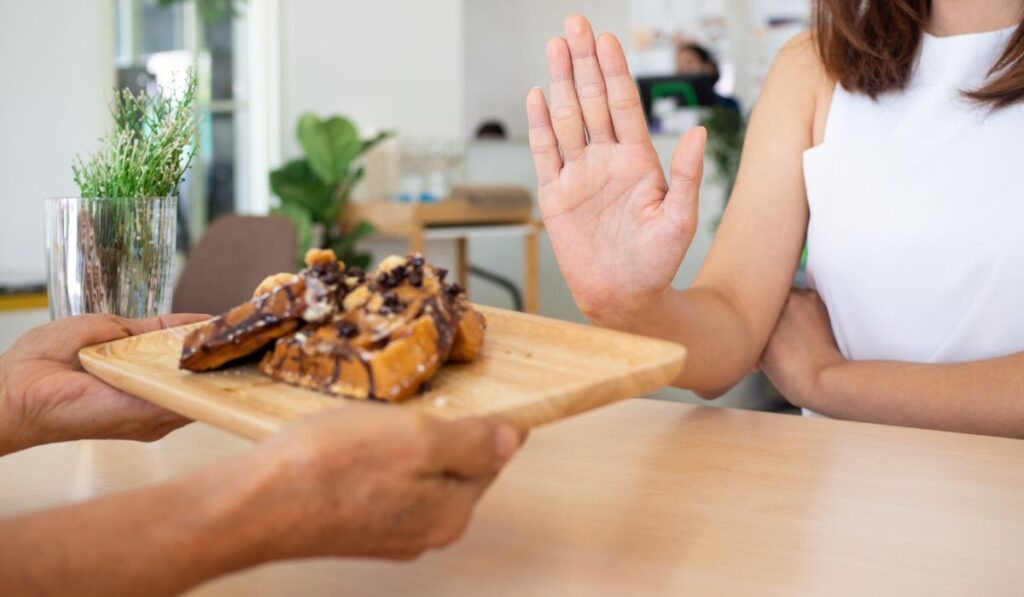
803, 27, 1024, 393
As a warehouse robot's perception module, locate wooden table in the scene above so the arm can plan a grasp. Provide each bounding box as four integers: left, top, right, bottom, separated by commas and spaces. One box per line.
1, 399, 1021, 596
343, 198, 540, 313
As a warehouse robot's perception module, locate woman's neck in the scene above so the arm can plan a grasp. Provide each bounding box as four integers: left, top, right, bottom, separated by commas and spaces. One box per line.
929, 0, 1023, 36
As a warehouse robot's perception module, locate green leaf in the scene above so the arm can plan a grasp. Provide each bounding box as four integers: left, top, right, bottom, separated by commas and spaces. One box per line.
269, 160, 333, 223
273, 203, 313, 266
297, 114, 362, 186
346, 252, 373, 270
157, 0, 244, 25
362, 130, 393, 154
325, 167, 365, 225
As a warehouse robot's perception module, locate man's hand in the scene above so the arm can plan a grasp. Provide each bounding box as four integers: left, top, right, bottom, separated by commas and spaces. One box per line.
233, 405, 522, 562
527, 15, 706, 326
0, 404, 523, 596
759, 290, 845, 408
0, 313, 208, 455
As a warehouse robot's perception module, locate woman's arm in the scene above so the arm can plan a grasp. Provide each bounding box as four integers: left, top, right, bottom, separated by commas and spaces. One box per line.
761, 290, 1024, 439
528, 17, 828, 396
817, 357, 1024, 439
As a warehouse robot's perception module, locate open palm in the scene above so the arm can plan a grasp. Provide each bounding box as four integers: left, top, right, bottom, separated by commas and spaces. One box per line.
527, 15, 706, 322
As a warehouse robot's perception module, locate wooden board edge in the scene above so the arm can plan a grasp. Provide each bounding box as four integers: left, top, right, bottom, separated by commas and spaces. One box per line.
493, 344, 687, 431
77, 309, 688, 438
79, 345, 279, 442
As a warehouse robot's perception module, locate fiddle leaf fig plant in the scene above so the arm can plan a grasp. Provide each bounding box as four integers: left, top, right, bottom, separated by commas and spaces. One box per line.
270, 114, 391, 269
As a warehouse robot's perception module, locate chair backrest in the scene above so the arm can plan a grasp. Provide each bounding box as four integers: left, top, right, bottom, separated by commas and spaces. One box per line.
172, 215, 297, 315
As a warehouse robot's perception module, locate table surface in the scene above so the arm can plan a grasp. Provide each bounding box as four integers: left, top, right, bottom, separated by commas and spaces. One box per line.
1, 399, 1022, 596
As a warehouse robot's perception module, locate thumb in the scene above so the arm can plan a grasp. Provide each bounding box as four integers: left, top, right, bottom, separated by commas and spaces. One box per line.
427, 416, 522, 479
663, 126, 706, 235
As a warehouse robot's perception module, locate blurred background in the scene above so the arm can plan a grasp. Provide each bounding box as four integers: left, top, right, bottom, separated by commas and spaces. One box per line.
0, 0, 810, 411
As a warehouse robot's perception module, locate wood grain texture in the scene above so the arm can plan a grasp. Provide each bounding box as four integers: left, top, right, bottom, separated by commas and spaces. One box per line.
2, 400, 1022, 596
79, 306, 686, 440
342, 197, 533, 238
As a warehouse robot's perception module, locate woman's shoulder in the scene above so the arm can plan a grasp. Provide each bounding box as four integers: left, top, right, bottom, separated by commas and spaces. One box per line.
761, 30, 836, 147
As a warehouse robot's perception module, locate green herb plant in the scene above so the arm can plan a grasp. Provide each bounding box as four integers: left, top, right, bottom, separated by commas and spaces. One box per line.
73, 70, 198, 198
64, 69, 198, 317
271, 114, 390, 269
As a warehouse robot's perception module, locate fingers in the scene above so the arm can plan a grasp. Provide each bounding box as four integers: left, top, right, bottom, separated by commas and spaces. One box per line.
663, 126, 707, 234
546, 37, 587, 160
527, 87, 563, 187
425, 416, 522, 479
564, 15, 615, 144
596, 32, 650, 145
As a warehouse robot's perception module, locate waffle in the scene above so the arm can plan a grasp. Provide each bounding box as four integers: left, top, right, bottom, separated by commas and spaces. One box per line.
179, 252, 486, 402
178, 249, 343, 372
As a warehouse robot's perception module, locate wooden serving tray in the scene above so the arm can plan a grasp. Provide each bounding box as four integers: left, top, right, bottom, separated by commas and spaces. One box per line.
79, 306, 686, 440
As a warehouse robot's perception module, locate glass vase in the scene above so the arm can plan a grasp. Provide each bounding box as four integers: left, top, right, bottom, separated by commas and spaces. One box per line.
45, 197, 177, 320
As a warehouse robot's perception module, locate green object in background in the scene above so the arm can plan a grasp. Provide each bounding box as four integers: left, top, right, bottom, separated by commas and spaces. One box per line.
73, 69, 198, 199
270, 114, 391, 270
157, 0, 246, 25
701, 106, 746, 231
702, 105, 745, 202
651, 81, 699, 107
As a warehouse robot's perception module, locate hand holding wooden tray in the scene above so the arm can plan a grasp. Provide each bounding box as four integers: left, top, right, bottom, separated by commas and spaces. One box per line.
79, 306, 686, 440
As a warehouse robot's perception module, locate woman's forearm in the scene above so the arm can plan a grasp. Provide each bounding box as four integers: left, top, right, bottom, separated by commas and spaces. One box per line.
0, 450, 272, 596
809, 354, 1024, 439
594, 285, 762, 396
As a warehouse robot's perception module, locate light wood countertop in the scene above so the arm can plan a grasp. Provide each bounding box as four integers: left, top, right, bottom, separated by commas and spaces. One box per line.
1, 399, 1021, 596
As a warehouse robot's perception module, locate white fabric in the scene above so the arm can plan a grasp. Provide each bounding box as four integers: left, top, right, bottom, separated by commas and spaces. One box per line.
801, 27, 1024, 414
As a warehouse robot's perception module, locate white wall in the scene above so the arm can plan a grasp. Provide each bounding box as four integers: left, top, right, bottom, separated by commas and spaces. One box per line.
463, 0, 629, 139
277, 0, 465, 158
0, 0, 114, 275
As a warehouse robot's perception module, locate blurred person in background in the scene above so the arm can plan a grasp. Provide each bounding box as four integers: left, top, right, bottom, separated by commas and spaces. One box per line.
676, 41, 741, 113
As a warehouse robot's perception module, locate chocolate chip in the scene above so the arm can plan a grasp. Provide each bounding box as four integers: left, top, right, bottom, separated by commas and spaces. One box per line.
419, 380, 432, 393
411, 256, 425, 268
409, 270, 423, 287
346, 266, 365, 279
309, 262, 343, 286
446, 283, 464, 296
378, 294, 405, 315
377, 271, 397, 289
436, 268, 448, 282
338, 321, 359, 339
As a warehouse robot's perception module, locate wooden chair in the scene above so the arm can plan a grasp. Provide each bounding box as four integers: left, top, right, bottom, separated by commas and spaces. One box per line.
172, 215, 296, 315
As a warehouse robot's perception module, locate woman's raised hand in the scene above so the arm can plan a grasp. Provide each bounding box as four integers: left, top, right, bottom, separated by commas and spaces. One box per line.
527, 15, 706, 326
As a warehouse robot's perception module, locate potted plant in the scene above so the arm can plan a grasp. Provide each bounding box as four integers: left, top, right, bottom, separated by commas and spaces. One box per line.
701, 105, 746, 206
45, 71, 198, 319
270, 114, 389, 269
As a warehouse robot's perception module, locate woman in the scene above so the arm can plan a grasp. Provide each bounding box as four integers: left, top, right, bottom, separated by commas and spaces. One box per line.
526, 1, 1024, 438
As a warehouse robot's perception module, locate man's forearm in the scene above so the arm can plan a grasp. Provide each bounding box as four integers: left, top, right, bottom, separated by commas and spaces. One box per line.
0, 449, 273, 596
809, 353, 1024, 439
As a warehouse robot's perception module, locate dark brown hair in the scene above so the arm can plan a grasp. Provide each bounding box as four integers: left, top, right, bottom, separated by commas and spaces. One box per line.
813, 0, 1024, 108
